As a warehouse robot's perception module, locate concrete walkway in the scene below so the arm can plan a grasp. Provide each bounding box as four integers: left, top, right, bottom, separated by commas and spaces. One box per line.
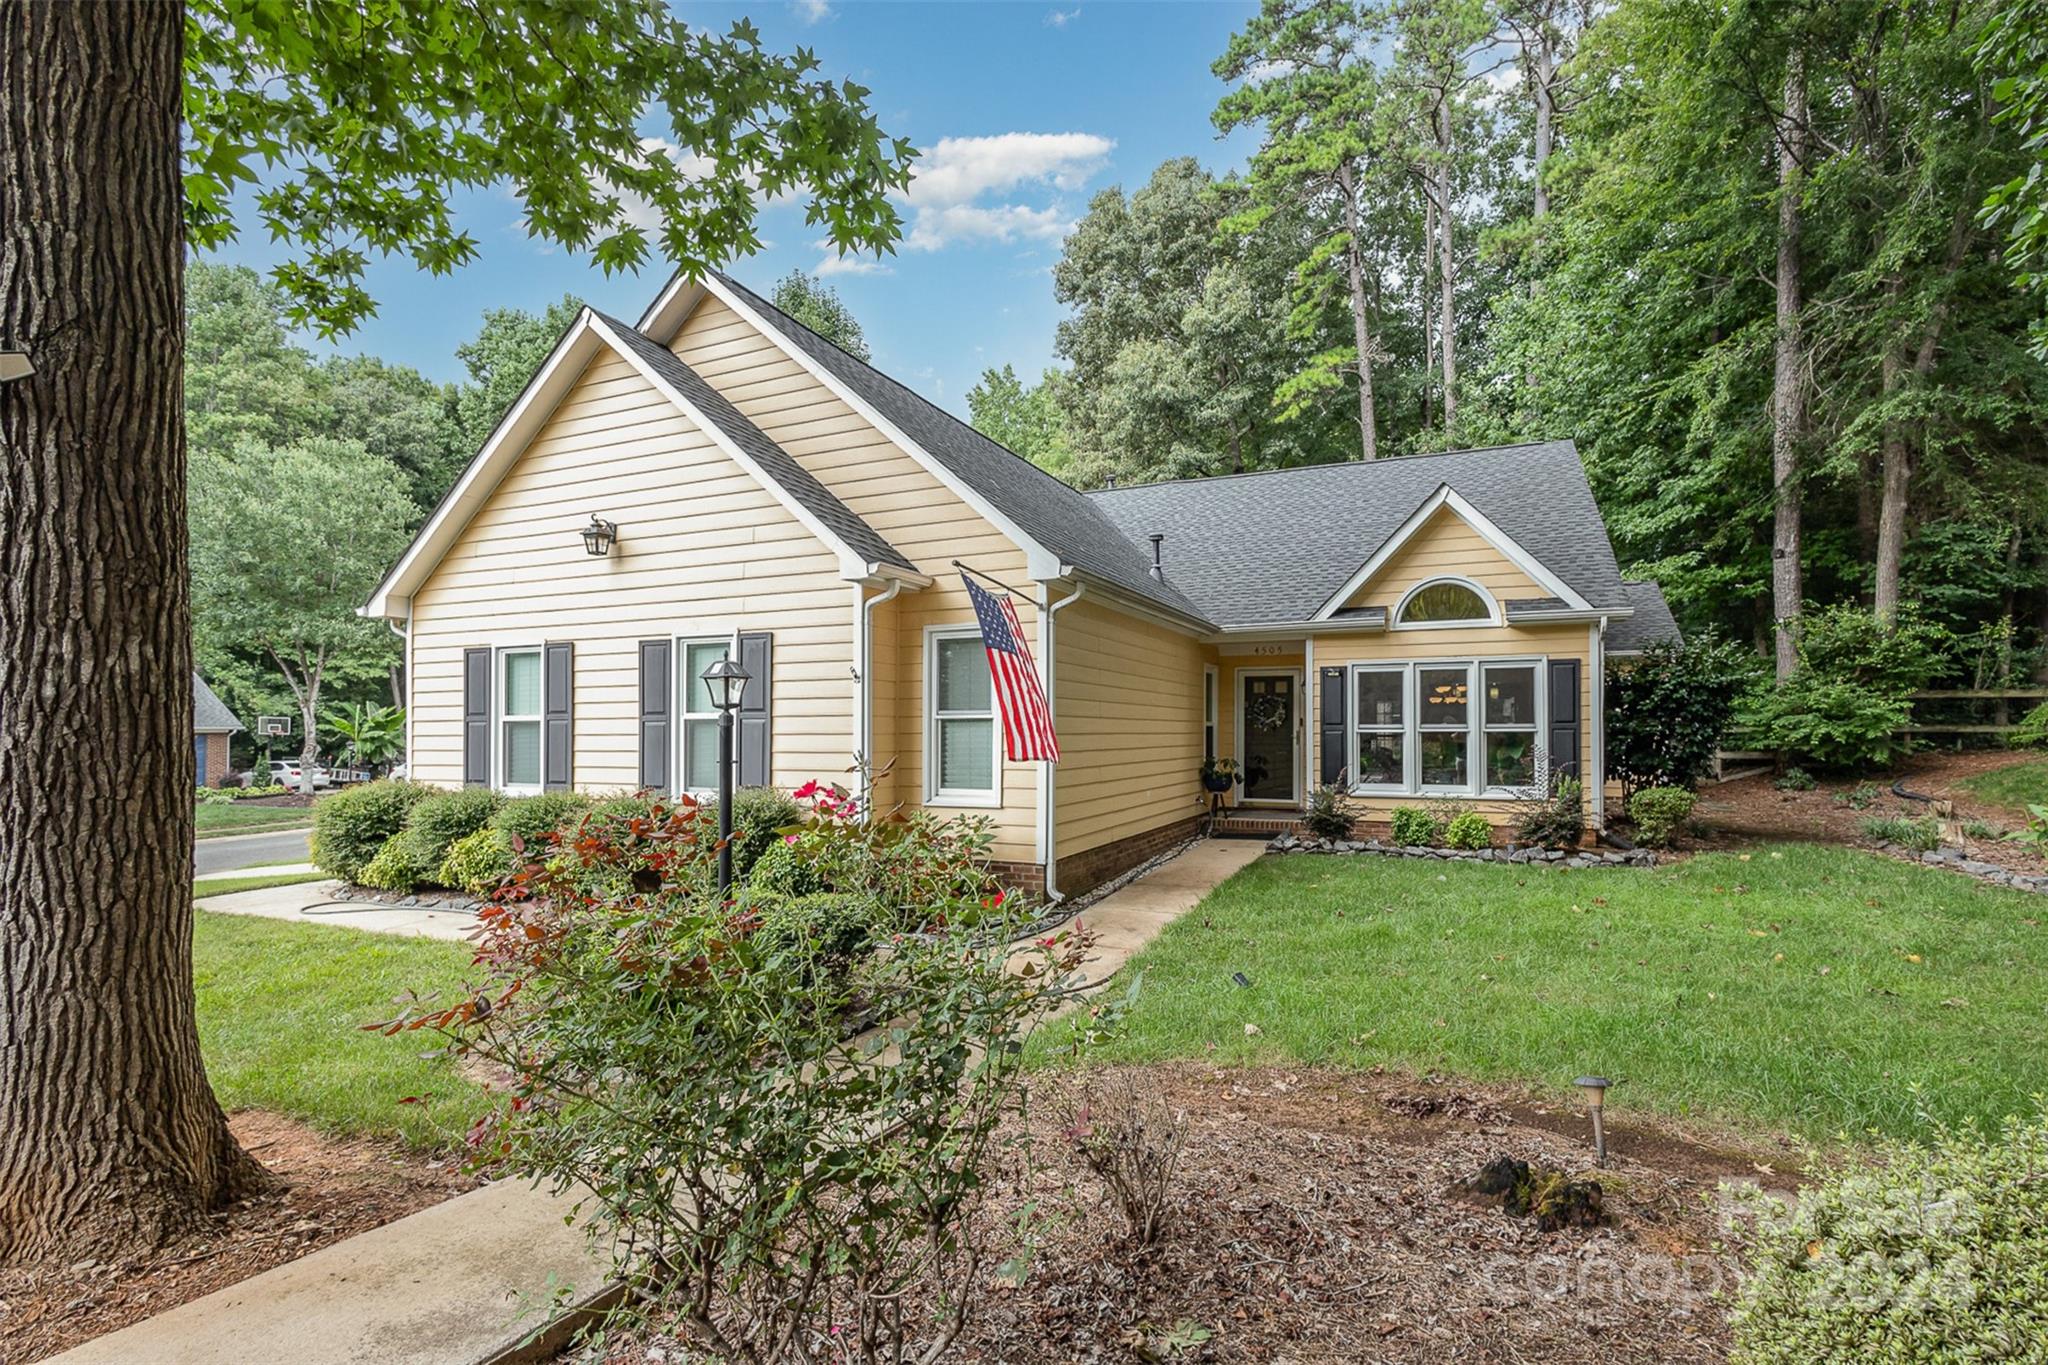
91, 838, 1266, 1365
197, 879, 478, 942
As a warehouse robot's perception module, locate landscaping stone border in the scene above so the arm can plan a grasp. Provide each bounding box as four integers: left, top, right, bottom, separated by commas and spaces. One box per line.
327, 883, 482, 912
1267, 833, 1658, 869
1897, 843, 2048, 895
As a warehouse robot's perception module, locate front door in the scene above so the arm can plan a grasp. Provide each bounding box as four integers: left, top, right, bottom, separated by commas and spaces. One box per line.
1239, 671, 1298, 804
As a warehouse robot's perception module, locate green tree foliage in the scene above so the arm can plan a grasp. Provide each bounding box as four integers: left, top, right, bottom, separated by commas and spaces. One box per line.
448, 294, 585, 460
1605, 634, 1762, 800
1977, 0, 2048, 354
185, 1, 914, 338
966, 363, 1076, 475
189, 437, 417, 782
769, 269, 871, 360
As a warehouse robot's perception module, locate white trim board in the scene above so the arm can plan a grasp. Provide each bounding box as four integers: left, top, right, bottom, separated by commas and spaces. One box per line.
1311, 484, 1593, 621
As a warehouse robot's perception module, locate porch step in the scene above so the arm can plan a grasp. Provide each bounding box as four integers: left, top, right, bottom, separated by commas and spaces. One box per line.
1211, 810, 1304, 840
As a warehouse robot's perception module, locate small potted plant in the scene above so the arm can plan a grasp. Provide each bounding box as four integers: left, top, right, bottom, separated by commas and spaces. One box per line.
1200, 755, 1241, 794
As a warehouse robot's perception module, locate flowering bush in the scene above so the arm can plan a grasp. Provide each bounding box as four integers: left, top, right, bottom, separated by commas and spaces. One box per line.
378, 786, 1091, 1363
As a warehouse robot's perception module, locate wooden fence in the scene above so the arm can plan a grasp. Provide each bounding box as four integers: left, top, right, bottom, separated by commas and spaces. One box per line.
1711, 687, 2044, 780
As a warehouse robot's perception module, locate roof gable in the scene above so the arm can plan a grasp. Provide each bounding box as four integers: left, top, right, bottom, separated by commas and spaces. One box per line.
192, 673, 241, 733
1316, 484, 1589, 619
364, 312, 916, 618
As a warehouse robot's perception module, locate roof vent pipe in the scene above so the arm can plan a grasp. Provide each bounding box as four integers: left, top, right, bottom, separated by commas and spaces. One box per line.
1149, 533, 1165, 581
1104, 474, 1117, 488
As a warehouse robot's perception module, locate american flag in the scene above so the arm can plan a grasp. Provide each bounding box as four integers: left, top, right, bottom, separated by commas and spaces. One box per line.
961, 573, 1061, 763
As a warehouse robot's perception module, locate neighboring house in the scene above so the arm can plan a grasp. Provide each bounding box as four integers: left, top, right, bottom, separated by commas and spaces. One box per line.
363, 272, 1678, 897
192, 672, 242, 787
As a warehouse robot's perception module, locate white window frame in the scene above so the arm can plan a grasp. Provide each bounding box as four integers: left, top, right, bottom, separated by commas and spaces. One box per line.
925, 624, 1002, 808
1348, 662, 1410, 794
1392, 575, 1500, 631
677, 635, 733, 798
1479, 659, 1546, 797
1348, 654, 1549, 798
496, 646, 544, 796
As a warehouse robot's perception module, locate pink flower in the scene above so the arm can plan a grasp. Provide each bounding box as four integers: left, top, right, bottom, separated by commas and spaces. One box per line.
794, 780, 820, 799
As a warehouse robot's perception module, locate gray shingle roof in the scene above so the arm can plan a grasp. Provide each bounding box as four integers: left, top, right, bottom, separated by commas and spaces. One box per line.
1087, 442, 1632, 628
596, 313, 917, 574
1608, 580, 1682, 653
193, 673, 241, 732
714, 273, 1210, 622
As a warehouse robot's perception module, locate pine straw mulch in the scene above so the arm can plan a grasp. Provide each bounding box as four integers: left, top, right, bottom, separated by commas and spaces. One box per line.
598, 1063, 1794, 1364
1690, 748, 2047, 880
0, 1111, 481, 1364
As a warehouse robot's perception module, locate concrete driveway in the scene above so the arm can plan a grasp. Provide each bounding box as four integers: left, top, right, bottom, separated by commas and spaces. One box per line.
194, 827, 312, 877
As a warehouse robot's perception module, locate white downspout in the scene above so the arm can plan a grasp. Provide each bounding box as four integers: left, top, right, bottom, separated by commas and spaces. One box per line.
387, 611, 411, 773
857, 577, 905, 820
1590, 616, 1609, 830
1039, 577, 1085, 900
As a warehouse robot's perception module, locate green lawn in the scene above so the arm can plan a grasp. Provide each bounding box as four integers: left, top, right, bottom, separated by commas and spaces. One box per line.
195, 801, 316, 837
194, 910, 487, 1147
1958, 757, 2048, 815
1039, 845, 2048, 1142
193, 869, 329, 899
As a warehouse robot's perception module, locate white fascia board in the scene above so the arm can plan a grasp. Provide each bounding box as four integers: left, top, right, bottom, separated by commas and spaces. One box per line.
364, 313, 605, 618
1310, 484, 1593, 621
682, 273, 1068, 582
585, 314, 899, 585
1060, 570, 1215, 636
1504, 607, 1636, 624
635, 272, 705, 336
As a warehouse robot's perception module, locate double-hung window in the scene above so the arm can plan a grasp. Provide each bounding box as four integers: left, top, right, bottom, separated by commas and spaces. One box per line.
1482, 662, 1540, 791
500, 648, 543, 793
679, 637, 730, 794
1352, 665, 1406, 789
928, 628, 998, 804
1416, 663, 1474, 791
1203, 666, 1219, 761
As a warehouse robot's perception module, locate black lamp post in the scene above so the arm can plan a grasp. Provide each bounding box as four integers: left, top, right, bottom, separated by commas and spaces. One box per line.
701, 655, 751, 897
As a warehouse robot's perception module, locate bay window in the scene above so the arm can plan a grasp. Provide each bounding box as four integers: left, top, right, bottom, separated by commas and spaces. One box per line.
1350, 657, 1547, 797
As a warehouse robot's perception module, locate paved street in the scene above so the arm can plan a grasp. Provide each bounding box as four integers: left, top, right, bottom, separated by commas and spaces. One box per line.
194, 827, 312, 877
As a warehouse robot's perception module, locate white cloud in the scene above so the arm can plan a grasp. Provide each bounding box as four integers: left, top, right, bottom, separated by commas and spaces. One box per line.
793, 0, 833, 23
903, 132, 1114, 208
906, 203, 1073, 251
1045, 7, 1081, 27
815, 252, 892, 278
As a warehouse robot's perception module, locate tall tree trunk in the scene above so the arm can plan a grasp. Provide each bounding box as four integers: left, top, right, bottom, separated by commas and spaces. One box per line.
0, 0, 266, 1266
1339, 167, 1380, 460
1769, 50, 1808, 681
1532, 39, 1556, 220
1996, 524, 2020, 727
1420, 192, 1434, 431
1434, 98, 1457, 430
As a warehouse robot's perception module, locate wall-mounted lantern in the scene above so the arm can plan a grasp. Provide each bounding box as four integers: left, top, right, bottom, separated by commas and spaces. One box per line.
579, 514, 618, 557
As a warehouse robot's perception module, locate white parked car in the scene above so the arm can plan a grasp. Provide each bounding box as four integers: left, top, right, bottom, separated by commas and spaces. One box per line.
263, 759, 332, 790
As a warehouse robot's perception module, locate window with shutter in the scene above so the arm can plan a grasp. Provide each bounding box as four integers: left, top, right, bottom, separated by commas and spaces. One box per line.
638, 639, 672, 792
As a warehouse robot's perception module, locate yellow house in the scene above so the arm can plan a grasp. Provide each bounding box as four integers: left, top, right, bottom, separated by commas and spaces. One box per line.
362, 272, 1678, 898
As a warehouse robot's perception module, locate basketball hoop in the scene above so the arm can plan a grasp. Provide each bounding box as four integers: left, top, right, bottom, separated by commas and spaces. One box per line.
257, 715, 292, 738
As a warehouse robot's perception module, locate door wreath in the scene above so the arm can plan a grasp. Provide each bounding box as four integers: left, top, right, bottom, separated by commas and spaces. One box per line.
1247, 692, 1289, 733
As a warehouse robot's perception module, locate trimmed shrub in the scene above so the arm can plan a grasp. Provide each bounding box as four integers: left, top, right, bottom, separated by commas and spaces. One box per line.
311, 779, 433, 882
748, 835, 829, 898
725, 786, 804, 881
1605, 632, 1760, 801
1515, 775, 1585, 850
1627, 786, 1697, 849
1303, 782, 1353, 840
1728, 1107, 2048, 1363
1389, 806, 1437, 847
1751, 676, 1915, 771
496, 791, 591, 850
1861, 814, 1942, 852
750, 892, 877, 965
357, 834, 436, 891
1444, 810, 1492, 850
440, 826, 514, 897
401, 787, 503, 870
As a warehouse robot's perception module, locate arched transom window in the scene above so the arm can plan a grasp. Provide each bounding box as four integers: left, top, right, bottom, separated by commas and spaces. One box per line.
1396, 578, 1495, 627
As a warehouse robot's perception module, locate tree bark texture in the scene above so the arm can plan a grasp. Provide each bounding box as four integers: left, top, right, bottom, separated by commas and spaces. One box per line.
0, 0, 265, 1265
1769, 50, 1809, 681
1434, 98, 1457, 430
1531, 39, 1556, 220
1339, 167, 1380, 460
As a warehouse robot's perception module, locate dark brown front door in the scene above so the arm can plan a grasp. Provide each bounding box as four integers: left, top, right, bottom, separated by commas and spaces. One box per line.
1240, 672, 1297, 803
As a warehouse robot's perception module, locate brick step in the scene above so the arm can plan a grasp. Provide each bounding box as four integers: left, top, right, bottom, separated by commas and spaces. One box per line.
1211, 810, 1305, 839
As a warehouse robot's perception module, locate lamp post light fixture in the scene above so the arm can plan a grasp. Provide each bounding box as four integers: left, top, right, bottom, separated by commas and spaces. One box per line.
1575, 1075, 1613, 1167
579, 514, 618, 557
701, 655, 751, 897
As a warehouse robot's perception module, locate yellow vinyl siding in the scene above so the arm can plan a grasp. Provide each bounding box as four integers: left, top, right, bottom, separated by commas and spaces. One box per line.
668, 295, 1040, 861
1051, 596, 1212, 856
409, 349, 856, 793
1340, 507, 1546, 615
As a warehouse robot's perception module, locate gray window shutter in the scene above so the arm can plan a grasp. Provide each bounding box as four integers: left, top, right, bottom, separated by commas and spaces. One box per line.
462, 648, 491, 787
737, 632, 772, 788
1547, 658, 1582, 782
1318, 666, 1346, 786
543, 642, 573, 791
638, 639, 671, 792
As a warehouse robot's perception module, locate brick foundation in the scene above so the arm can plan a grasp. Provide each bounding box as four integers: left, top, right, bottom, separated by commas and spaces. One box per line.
989, 814, 1210, 903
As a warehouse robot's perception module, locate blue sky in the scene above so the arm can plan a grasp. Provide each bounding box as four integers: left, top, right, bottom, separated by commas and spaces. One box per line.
215, 1, 1263, 416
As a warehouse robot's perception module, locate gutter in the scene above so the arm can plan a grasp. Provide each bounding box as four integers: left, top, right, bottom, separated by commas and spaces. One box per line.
1590, 615, 1609, 829
856, 577, 908, 820
387, 611, 413, 769
1038, 576, 1086, 900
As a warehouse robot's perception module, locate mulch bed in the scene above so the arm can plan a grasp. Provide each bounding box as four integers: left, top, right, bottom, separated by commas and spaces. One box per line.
0, 1112, 480, 1363
596, 1064, 1791, 1364
1690, 749, 2047, 880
